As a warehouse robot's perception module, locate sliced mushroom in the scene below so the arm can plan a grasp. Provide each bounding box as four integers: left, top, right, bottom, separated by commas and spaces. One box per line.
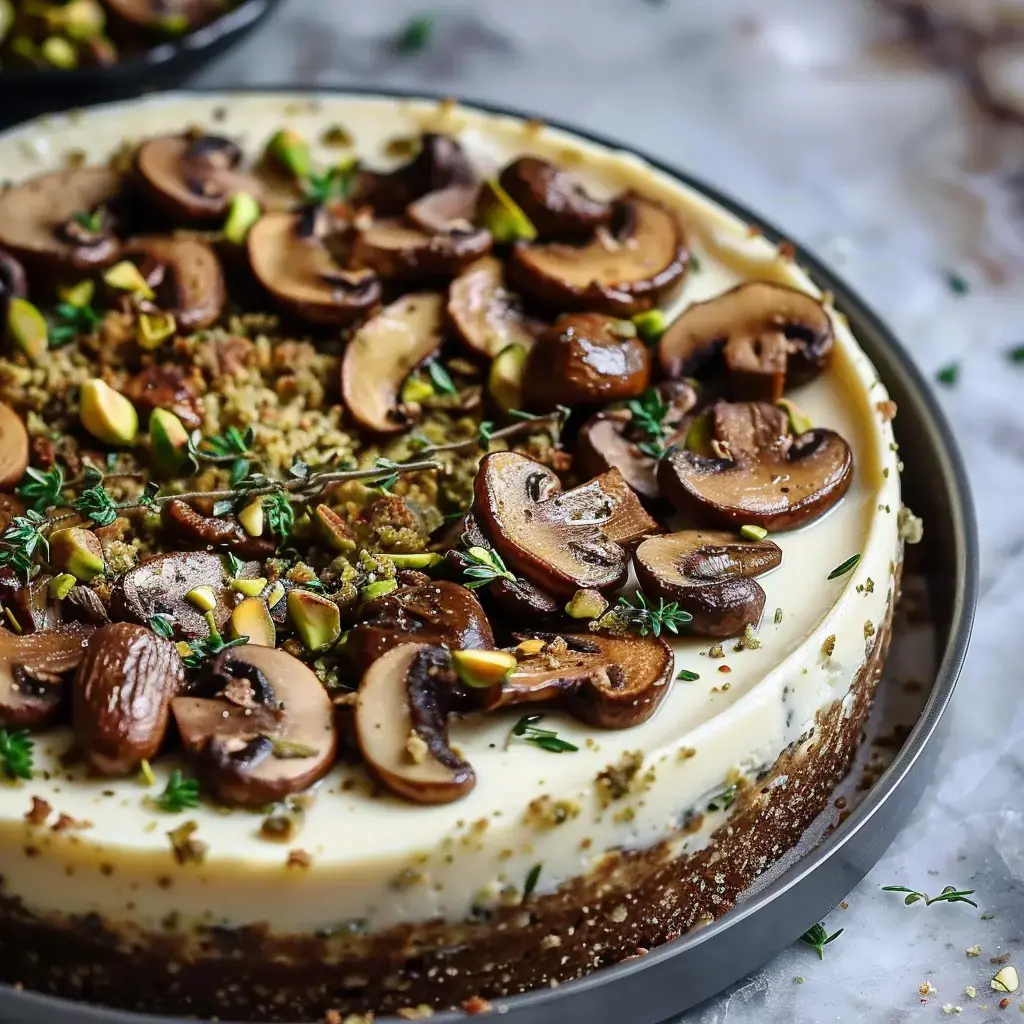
121, 236, 225, 331
0, 622, 94, 728
355, 642, 474, 804
136, 134, 260, 224
122, 364, 201, 431
349, 218, 492, 282
494, 631, 673, 729
447, 256, 540, 360
576, 381, 698, 500
658, 283, 834, 401
508, 192, 688, 317
73, 622, 185, 776
172, 644, 337, 808
0, 570, 59, 634
658, 401, 854, 531
473, 452, 657, 597
406, 184, 480, 234
0, 167, 122, 274
340, 292, 444, 434
109, 550, 233, 639
354, 134, 476, 216
498, 156, 611, 239
346, 580, 494, 672
0, 402, 29, 489
161, 498, 276, 561
634, 531, 782, 637
523, 313, 651, 409
247, 209, 380, 325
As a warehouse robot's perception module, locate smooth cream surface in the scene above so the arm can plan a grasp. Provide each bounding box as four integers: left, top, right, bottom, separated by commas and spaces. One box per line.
0, 93, 901, 936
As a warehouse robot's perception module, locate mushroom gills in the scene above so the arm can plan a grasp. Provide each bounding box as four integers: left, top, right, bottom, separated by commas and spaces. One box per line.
634, 530, 782, 637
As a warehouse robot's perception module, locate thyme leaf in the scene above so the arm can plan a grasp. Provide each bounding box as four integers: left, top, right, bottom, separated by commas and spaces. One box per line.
461, 546, 517, 590
800, 921, 843, 960
0, 728, 33, 780
509, 714, 578, 754
881, 884, 978, 908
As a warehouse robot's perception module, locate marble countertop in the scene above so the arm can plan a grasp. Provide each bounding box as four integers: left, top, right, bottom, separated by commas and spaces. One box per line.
199, 2, 1023, 1021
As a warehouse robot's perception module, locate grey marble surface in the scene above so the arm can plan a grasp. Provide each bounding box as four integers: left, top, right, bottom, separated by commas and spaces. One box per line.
197, 1, 1023, 1020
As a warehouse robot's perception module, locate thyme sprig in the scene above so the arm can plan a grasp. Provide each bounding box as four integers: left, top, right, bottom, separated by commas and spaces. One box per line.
461, 546, 517, 590
800, 921, 843, 959
49, 300, 102, 347
0, 729, 34, 780
157, 769, 200, 812
17, 465, 65, 513
611, 591, 692, 638
626, 388, 670, 442
881, 884, 978, 908
509, 715, 578, 753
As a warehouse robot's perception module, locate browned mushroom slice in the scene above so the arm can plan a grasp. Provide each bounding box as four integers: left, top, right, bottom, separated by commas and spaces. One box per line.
136, 134, 261, 223
349, 218, 492, 282
121, 236, 226, 331
172, 644, 337, 808
109, 550, 232, 640
73, 622, 185, 776
354, 134, 476, 216
346, 580, 494, 672
340, 291, 444, 434
658, 283, 835, 401
576, 381, 698, 500
161, 498, 276, 561
355, 643, 474, 805
0, 570, 59, 634
406, 184, 480, 234
473, 452, 656, 597
248, 209, 380, 325
494, 631, 673, 729
0, 622, 94, 728
122, 364, 201, 431
0, 402, 29, 490
508, 192, 688, 317
447, 257, 540, 360
659, 401, 854, 531
0, 167, 122, 274
523, 313, 651, 409
498, 156, 611, 239
634, 531, 782, 637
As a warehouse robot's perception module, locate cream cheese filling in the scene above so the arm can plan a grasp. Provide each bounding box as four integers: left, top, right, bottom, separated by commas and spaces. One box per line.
0, 93, 901, 937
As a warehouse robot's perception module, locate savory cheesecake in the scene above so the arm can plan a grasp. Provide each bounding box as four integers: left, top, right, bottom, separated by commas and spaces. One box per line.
0, 93, 911, 1021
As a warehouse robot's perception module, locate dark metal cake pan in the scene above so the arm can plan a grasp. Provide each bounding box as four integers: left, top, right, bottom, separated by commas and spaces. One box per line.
0, 88, 977, 1024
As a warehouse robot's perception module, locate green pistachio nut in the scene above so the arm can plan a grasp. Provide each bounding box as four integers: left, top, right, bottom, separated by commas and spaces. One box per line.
237, 499, 265, 538
564, 588, 609, 620
451, 648, 517, 689
488, 342, 529, 413
6, 297, 48, 363
137, 311, 176, 351
265, 129, 312, 180
59, 279, 95, 309
48, 573, 78, 600
103, 260, 154, 298
631, 309, 666, 344
739, 524, 768, 542
223, 192, 261, 245
265, 580, 286, 610
229, 597, 276, 647
478, 178, 537, 243
229, 577, 268, 598
287, 589, 342, 653
148, 408, 189, 478
40, 36, 77, 69
49, 527, 104, 582
400, 373, 435, 406
186, 586, 218, 613
775, 398, 812, 436
358, 579, 398, 603
80, 378, 138, 446
386, 552, 443, 570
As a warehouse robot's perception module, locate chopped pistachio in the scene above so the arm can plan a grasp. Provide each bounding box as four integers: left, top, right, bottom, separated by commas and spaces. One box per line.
565, 589, 608, 620
229, 598, 275, 647
287, 589, 341, 653
401, 373, 436, 406
223, 192, 261, 244
103, 260, 154, 299
79, 378, 138, 446
229, 577, 267, 598
49, 528, 104, 582
48, 573, 77, 600
6, 298, 48, 363
387, 552, 443, 570
478, 178, 537, 243
488, 342, 529, 413
148, 408, 189, 478
59, 279, 95, 309
631, 309, 666, 343
516, 638, 546, 657
265, 581, 286, 610
452, 649, 517, 689
238, 499, 265, 538
739, 524, 768, 542
359, 579, 398, 603
776, 397, 812, 436
185, 586, 218, 613
137, 311, 176, 350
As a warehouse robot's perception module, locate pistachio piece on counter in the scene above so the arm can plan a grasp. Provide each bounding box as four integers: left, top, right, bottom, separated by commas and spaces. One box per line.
49, 527, 104, 582
79, 378, 139, 446
287, 589, 341, 653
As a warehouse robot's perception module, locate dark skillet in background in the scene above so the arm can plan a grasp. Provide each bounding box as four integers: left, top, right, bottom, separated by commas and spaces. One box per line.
0, 0, 282, 131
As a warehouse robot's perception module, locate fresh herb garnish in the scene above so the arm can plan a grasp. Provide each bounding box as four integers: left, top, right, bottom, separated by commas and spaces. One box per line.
936, 362, 960, 387
614, 591, 692, 638
371, 457, 404, 494
1008, 345, 1024, 364
881, 884, 978, 908
0, 510, 50, 581
148, 614, 175, 641
523, 862, 542, 900
72, 207, 104, 233
478, 420, 494, 450
827, 554, 861, 580
180, 614, 248, 671
427, 360, 457, 396
16, 465, 65, 513
0, 729, 33, 780
157, 769, 200, 812
626, 388, 669, 442
461, 546, 517, 590
302, 163, 356, 205
945, 271, 969, 295
706, 783, 738, 812
800, 921, 843, 959
510, 714, 578, 753
676, 669, 700, 681
188, 426, 253, 482
49, 300, 102, 347
636, 440, 675, 460
262, 490, 296, 540
392, 13, 435, 54
72, 468, 120, 527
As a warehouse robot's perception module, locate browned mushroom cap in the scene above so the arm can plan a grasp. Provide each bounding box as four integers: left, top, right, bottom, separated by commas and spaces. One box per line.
0, 622, 94, 728
576, 381, 698, 500
634, 531, 782, 637
658, 283, 835, 401
109, 550, 232, 640
122, 364, 201, 431
0, 402, 29, 490
406, 184, 480, 235
104, 0, 216, 31
248, 209, 381, 325
0, 167, 122, 274
473, 452, 657, 597
446, 256, 540, 360
508, 192, 688, 317
658, 401, 854, 531
349, 218, 492, 282
340, 291, 444, 434
161, 498, 276, 561
136, 134, 260, 224
355, 642, 474, 805
523, 313, 651, 410
498, 157, 611, 239
493, 631, 673, 729
121, 236, 225, 331
346, 580, 494, 672
0, 570, 59, 634
73, 622, 185, 776
354, 134, 476, 216
172, 644, 338, 808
